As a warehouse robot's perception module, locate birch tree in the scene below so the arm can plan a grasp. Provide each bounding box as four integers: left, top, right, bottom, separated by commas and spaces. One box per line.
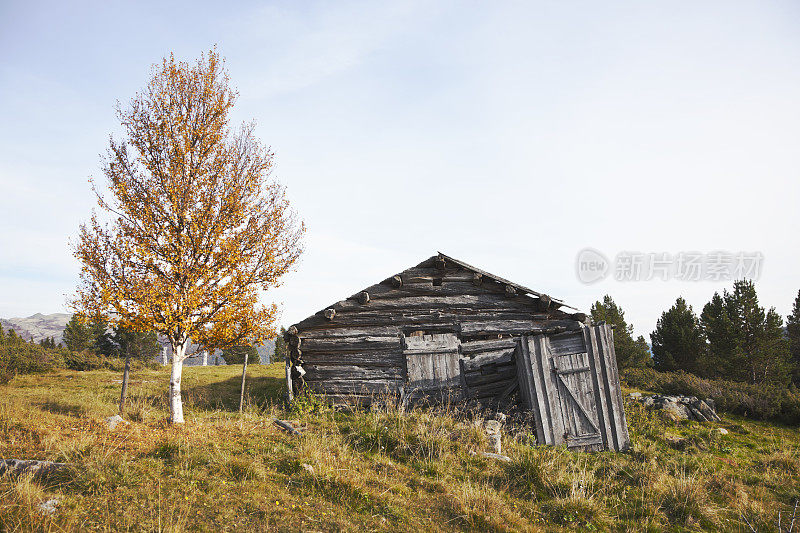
72, 49, 304, 424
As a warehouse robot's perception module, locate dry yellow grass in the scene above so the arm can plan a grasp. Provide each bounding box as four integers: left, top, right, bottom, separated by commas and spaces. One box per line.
0, 364, 798, 531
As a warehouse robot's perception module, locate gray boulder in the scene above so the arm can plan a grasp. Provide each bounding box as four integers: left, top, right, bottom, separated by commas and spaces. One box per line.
630, 394, 721, 423
37, 499, 59, 515
662, 401, 691, 421
104, 415, 129, 430
0, 459, 70, 480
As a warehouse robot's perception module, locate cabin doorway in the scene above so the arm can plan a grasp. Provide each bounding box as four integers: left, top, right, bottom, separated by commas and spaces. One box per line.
401, 332, 461, 403
515, 324, 630, 451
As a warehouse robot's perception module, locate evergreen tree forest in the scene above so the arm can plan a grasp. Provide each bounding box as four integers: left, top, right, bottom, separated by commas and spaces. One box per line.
649, 280, 795, 385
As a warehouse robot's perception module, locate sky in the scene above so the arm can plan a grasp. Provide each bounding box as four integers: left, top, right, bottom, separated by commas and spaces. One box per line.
0, 1, 798, 339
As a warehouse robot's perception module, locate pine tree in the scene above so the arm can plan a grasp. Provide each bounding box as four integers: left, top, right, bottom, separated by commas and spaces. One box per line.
699, 292, 741, 379
701, 280, 790, 384
650, 297, 705, 373
760, 308, 790, 384
38, 337, 55, 349
222, 345, 259, 365
273, 327, 287, 363
787, 289, 800, 385
590, 295, 651, 368
725, 280, 765, 382
112, 326, 160, 360
88, 315, 115, 356
63, 315, 93, 352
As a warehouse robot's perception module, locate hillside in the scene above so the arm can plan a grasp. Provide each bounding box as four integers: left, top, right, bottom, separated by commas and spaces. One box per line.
1, 364, 798, 531
0, 313, 72, 344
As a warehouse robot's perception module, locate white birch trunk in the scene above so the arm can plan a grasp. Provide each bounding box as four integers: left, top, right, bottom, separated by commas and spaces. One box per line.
201, 350, 208, 367
161, 346, 168, 366
169, 344, 186, 424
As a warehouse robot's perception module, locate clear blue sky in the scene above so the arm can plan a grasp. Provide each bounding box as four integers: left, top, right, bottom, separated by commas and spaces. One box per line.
1, 1, 799, 338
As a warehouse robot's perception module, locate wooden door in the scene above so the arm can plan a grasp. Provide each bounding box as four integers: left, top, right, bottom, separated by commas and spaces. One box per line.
402, 333, 461, 402
516, 324, 630, 451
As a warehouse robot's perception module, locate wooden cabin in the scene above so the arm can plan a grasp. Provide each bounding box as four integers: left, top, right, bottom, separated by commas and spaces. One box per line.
285, 253, 630, 451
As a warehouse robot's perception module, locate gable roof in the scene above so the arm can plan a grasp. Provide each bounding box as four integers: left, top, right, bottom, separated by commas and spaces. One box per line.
436, 252, 575, 310
294, 252, 579, 331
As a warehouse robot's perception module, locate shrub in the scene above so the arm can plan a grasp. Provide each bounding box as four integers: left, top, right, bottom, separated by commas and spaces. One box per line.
0, 342, 64, 383
0, 338, 158, 383
63, 349, 109, 371
622, 367, 800, 425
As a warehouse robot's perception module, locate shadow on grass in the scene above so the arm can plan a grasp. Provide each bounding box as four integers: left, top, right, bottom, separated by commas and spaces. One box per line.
184, 373, 285, 412
37, 399, 86, 417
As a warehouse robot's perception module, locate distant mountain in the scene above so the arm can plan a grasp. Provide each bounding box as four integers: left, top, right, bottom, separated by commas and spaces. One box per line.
0, 313, 72, 344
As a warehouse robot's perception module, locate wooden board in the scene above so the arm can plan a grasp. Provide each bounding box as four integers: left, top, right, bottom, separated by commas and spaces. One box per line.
402, 333, 462, 399
515, 324, 630, 452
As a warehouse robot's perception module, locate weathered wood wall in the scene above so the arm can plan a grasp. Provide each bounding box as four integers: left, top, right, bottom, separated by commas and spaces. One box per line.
286, 255, 586, 407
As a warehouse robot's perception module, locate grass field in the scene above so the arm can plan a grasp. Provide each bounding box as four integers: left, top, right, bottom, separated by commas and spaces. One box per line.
1, 363, 798, 532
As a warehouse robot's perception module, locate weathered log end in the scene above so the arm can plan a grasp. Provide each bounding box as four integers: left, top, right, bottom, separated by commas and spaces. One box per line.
537, 294, 552, 311
504, 285, 517, 298
287, 325, 298, 336
357, 291, 370, 305
323, 308, 336, 320
434, 257, 446, 270
472, 273, 483, 286
391, 275, 403, 288
570, 312, 588, 323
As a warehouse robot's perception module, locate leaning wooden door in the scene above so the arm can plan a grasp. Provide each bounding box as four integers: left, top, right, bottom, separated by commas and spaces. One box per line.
516, 324, 630, 451
402, 333, 461, 403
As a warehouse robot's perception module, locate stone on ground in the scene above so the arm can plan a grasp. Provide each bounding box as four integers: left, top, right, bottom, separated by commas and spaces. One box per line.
104, 415, 129, 430
37, 499, 59, 515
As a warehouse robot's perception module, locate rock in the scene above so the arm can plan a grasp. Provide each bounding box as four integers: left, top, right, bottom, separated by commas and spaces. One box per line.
37, 499, 59, 515
693, 400, 721, 422
478, 451, 511, 462
487, 433, 502, 454
686, 405, 708, 422
662, 402, 691, 421
484, 420, 503, 454
665, 435, 690, 450
629, 393, 721, 422
484, 420, 502, 434
104, 415, 129, 430
705, 398, 716, 411
628, 392, 642, 399
274, 419, 301, 435
0, 459, 70, 480
712, 428, 729, 436
300, 463, 314, 474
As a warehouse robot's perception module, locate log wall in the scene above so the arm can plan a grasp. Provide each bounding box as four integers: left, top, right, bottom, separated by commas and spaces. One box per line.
287, 256, 585, 407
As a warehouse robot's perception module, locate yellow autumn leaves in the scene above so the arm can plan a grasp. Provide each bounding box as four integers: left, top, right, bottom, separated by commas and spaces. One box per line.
72, 48, 304, 359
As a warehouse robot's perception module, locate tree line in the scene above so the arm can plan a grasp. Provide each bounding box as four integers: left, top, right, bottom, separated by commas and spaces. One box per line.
593, 280, 800, 387
61, 314, 161, 362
